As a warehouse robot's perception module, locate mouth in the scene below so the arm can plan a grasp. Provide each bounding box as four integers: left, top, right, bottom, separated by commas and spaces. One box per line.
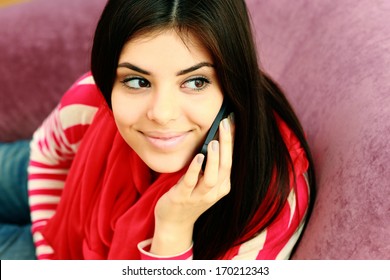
141, 131, 190, 150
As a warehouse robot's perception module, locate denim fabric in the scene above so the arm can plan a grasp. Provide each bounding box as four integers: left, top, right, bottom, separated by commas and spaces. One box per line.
0, 140, 31, 224
0, 224, 36, 259
0, 140, 36, 259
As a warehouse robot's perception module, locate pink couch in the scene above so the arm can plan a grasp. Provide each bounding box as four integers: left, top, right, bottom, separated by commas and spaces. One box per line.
0, 0, 388, 259
247, 0, 390, 259
0, 0, 107, 141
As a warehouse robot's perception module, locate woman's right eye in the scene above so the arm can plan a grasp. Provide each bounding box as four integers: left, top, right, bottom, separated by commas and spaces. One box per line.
122, 77, 151, 89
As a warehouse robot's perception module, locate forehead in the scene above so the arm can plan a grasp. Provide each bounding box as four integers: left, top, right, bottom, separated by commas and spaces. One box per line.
119, 29, 213, 66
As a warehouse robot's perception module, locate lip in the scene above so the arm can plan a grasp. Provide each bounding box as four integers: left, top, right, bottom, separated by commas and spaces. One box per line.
141, 131, 189, 150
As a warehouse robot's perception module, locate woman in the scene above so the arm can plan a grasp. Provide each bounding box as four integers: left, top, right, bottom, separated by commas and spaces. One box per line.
5, 0, 316, 260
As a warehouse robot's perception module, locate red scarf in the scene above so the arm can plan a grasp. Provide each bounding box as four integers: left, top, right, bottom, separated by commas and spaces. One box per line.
42, 103, 186, 259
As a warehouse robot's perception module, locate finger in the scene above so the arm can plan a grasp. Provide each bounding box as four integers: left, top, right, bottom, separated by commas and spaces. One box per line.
176, 153, 204, 196
219, 117, 233, 176
201, 140, 220, 190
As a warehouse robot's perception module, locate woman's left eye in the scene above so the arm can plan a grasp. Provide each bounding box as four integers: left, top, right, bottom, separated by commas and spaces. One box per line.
182, 77, 211, 91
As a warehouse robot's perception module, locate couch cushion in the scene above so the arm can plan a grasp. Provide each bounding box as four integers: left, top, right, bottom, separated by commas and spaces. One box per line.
247, 0, 390, 259
0, 0, 106, 141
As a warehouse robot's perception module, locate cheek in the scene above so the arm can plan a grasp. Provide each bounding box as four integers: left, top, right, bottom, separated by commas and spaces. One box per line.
112, 102, 142, 150
187, 98, 224, 132
113, 105, 138, 128
111, 91, 143, 127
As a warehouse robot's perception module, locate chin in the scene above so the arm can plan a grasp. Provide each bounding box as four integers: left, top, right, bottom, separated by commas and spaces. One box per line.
147, 161, 187, 174
143, 154, 192, 174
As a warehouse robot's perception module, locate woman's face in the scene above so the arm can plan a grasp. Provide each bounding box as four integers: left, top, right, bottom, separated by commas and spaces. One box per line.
112, 29, 224, 173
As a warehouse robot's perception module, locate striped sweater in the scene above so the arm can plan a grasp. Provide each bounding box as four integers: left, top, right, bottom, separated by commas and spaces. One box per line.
28, 73, 310, 260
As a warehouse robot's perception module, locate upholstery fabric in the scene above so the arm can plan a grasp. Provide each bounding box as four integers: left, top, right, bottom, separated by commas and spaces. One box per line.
0, 0, 107, 141
247, 0, 390, 259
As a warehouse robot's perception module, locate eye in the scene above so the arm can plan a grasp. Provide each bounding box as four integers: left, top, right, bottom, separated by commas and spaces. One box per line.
182, 77, 211, 91
121, 77, 150, 89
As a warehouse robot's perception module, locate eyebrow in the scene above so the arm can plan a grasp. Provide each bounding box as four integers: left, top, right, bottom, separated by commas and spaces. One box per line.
117, 62, 214, 76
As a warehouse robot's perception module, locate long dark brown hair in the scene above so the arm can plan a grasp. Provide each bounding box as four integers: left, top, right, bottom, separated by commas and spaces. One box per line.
91, 0, 316, 259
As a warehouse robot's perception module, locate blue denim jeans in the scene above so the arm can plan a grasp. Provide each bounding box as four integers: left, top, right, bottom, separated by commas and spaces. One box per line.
0, 140, 36, 259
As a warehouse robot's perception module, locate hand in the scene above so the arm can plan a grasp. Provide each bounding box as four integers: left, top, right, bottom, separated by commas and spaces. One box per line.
150, 116, 234, 256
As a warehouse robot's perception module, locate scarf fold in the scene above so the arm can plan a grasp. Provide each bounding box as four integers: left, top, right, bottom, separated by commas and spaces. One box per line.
42, 103, 185, 259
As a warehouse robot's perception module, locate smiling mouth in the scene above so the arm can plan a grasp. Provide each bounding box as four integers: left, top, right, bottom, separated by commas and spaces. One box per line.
141, 132, 189, 149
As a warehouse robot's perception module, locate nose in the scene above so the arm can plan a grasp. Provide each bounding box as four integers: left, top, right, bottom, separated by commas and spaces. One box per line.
146, 87, 180, 125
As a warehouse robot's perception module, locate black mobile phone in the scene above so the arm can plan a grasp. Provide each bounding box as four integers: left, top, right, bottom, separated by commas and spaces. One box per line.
200, 100, 231, 171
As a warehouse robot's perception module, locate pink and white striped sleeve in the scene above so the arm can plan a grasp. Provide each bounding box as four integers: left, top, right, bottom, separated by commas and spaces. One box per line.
27, 74, 103, 259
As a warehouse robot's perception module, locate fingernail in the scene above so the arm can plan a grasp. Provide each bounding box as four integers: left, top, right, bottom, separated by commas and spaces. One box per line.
222, 118, 230, 131
197, 154, 205, 164
211, 141, 219, 152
